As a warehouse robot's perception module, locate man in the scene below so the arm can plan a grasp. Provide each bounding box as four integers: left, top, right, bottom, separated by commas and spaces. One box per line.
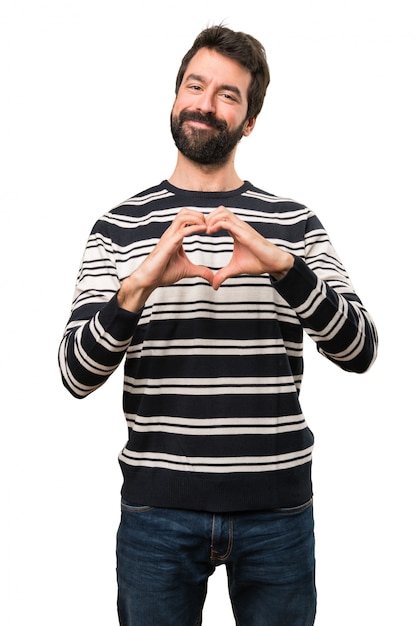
59, 25, 378, 626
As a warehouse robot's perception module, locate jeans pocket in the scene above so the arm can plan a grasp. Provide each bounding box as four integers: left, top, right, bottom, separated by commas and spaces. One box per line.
271, 498, 313, 515
121, 499, 154, 513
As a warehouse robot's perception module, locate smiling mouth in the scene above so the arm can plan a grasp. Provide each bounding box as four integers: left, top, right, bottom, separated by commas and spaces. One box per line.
179, 111, 227, 132
186, 119, 217, 131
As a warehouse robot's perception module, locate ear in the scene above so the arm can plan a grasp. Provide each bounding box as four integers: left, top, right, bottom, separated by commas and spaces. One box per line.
242, 116, 257, 137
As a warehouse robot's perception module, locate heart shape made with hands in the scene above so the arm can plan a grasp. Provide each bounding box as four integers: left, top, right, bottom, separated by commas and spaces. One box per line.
179, 206, 289, 290
151, 205, 292, 293
180, 208, 251, 290
121, 207, 292, 312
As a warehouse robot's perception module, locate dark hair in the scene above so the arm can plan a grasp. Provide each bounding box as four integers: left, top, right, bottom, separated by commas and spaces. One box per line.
175, 25, 270, 120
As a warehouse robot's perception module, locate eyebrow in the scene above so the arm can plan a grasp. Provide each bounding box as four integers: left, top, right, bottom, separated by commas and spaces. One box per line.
185, 73, 243, 100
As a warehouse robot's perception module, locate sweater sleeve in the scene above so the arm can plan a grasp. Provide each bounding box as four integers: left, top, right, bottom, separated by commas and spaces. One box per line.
59, 294, 140, 398
271, 254, 378, 373
58, 225, 141, 398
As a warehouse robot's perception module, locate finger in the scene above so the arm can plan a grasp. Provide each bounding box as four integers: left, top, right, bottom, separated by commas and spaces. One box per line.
176, 208, 208, 229
177, 247, 214, 285
205, 216, 231, 235
212, 264, 235, 290
206, 207, 243, 235
192, 264, 215, 285
161, 211, 207, 253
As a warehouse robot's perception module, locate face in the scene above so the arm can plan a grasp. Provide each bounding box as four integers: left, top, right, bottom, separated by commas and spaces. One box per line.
171, 47, 256, 165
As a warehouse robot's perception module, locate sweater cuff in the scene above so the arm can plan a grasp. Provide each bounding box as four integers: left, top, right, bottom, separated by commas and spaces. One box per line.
97, 292, 142, 341
270, 255, 319, 308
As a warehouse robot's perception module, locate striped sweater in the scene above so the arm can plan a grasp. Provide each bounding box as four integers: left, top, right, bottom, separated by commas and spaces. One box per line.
59, 180, 378, 511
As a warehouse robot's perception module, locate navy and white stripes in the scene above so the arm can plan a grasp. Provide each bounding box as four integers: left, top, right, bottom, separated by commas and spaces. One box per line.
59, 180, 377, 511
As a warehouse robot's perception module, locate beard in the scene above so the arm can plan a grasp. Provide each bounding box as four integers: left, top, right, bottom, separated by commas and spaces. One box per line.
170, 109, 246, 165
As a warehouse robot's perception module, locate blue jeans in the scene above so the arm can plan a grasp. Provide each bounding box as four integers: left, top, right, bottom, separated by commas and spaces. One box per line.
116, 500, 316, 625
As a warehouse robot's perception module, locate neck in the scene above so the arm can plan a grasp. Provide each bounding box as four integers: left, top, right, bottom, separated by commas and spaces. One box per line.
168, 152, 243, 192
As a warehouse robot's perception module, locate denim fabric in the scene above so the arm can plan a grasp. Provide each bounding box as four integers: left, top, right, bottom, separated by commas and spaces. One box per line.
116, 500, 316, 625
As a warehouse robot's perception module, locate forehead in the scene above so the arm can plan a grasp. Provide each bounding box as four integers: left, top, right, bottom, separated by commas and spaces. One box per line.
183, 47, 252, 95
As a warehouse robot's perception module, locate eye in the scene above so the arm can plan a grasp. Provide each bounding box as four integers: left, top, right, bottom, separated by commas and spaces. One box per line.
220, 92, 238, 103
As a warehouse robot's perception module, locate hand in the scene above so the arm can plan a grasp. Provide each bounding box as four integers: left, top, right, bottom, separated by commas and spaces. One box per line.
205, 206, 294, 290
118, 206, 294, 312
117, 208, 214, 312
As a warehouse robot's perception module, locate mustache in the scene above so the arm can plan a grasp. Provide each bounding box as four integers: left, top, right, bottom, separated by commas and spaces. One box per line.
178, 110, 227, 132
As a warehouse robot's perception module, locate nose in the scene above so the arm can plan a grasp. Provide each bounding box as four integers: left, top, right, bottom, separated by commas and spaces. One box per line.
195, 89, 216, 115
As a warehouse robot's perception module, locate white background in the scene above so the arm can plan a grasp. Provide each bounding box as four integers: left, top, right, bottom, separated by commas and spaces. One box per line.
2, 1, 417, 624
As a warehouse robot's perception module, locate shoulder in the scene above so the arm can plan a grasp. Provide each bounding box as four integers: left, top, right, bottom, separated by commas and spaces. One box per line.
239, 182, 308, 215
109, 181, 176, 217
89, 182, 180, 240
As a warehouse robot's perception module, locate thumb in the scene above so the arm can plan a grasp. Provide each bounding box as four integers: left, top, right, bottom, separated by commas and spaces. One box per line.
212, 264, 235, 290
193, 264, 215, 285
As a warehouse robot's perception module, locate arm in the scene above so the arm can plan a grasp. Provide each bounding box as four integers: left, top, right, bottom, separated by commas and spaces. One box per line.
117, 207, 213, 312
271, 256, 378, 373
59, 208, 214, 398
206, 206, 378, 373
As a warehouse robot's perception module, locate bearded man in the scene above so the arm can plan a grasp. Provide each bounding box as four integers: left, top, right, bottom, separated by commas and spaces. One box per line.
59, 25, 378, 626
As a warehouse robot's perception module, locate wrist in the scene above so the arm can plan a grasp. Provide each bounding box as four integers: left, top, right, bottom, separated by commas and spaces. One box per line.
270, 252, 295, 281
117, 275, 154, 313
